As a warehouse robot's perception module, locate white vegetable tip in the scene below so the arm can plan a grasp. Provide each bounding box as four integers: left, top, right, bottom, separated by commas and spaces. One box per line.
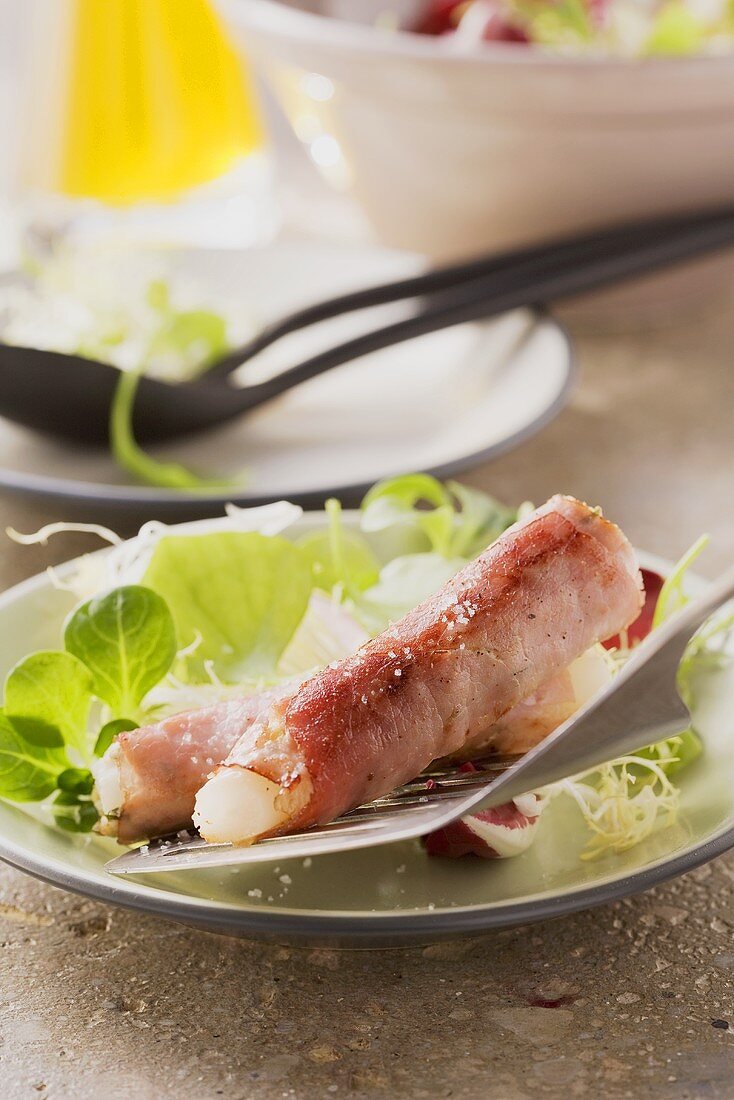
193, 767, 287, 845
93, 744, 123, 819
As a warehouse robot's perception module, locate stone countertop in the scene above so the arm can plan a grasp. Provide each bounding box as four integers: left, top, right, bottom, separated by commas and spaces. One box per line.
1, 301, 734, 1099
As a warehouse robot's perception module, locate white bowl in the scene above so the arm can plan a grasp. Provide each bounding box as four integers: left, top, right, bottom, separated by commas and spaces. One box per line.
217, 0, 734, 261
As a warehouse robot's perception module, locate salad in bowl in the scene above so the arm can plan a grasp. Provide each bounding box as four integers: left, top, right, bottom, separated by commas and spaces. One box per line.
414, 0, 734, 56
219, 0, 734, 260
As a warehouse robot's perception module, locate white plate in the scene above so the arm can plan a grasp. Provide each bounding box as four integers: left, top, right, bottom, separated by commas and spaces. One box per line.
0, 242, 573, 519
0, 521, 731, 947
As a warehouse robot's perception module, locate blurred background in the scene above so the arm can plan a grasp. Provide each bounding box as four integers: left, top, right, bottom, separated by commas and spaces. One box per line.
0, 0, 732, 531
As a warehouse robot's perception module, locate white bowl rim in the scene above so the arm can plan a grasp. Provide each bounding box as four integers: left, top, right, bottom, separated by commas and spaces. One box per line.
224, 0, 734, 70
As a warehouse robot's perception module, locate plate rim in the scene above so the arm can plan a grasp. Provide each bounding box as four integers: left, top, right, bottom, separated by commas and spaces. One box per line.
2, 814, 732, 944
0, 309, 575, 513
0, 543, 724, 945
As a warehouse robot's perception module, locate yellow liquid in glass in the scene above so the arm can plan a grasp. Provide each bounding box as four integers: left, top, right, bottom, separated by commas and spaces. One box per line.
58, 0, 263, 203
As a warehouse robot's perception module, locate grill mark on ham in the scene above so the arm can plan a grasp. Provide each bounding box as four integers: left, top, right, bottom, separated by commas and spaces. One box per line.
195, 496, 643, 845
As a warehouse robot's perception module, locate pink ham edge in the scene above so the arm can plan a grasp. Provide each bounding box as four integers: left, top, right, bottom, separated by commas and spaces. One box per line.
95, 591, 368, 844
194, 496, 643, 846
96, 683, 296, 844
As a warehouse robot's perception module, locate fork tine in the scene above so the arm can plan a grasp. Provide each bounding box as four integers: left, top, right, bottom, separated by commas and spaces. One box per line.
104, 757, 523, 873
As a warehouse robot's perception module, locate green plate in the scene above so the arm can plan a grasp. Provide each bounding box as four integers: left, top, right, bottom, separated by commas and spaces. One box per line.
0, 517, 731, 946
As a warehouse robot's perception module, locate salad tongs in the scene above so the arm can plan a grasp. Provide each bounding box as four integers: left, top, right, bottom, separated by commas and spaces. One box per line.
106, 564, 734, 875
4, 206, 734, 444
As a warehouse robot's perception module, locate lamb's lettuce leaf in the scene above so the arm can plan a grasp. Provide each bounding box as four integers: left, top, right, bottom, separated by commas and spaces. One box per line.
4, 651, 93, 762
0, 712, 69, 802
65, 585, 177, 717
52, 789, 99, 833
94, 717, 138, 758
57, 767, 95, 795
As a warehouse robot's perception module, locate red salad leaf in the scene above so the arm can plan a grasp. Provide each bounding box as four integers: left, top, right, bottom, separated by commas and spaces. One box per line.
424, 799, 539, 858
603, 568, 665, 651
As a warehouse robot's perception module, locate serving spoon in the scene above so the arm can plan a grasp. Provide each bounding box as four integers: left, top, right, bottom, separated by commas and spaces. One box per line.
3, 207, 734, 446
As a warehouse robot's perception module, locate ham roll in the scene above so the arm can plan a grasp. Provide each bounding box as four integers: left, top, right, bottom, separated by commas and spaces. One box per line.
193, 496, 643, 846
95, 683, 296, 844
95, 592, 367, 843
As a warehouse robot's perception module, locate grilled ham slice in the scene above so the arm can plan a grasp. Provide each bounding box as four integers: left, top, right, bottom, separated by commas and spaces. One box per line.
193, 496, 643, 845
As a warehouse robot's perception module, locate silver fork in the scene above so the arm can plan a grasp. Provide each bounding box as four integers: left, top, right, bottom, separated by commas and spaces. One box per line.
106, 565, 734, 875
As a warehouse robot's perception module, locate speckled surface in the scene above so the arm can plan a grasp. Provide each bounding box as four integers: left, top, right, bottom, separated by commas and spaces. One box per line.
1, 296, 734, 1098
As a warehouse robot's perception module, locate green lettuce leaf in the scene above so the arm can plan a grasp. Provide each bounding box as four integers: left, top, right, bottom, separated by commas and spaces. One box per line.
142, 532, 313, 682
297, 529, 380, 595
0, 712, 68, 802
361, 474, 456, 556
4, 651, 93, 763
645, 1, 707, 55
65, 585, 177, 717
446, 481, 518, 558
360, 474, 518, 561
358, 553, 466, 633
652, 535, 709, 629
